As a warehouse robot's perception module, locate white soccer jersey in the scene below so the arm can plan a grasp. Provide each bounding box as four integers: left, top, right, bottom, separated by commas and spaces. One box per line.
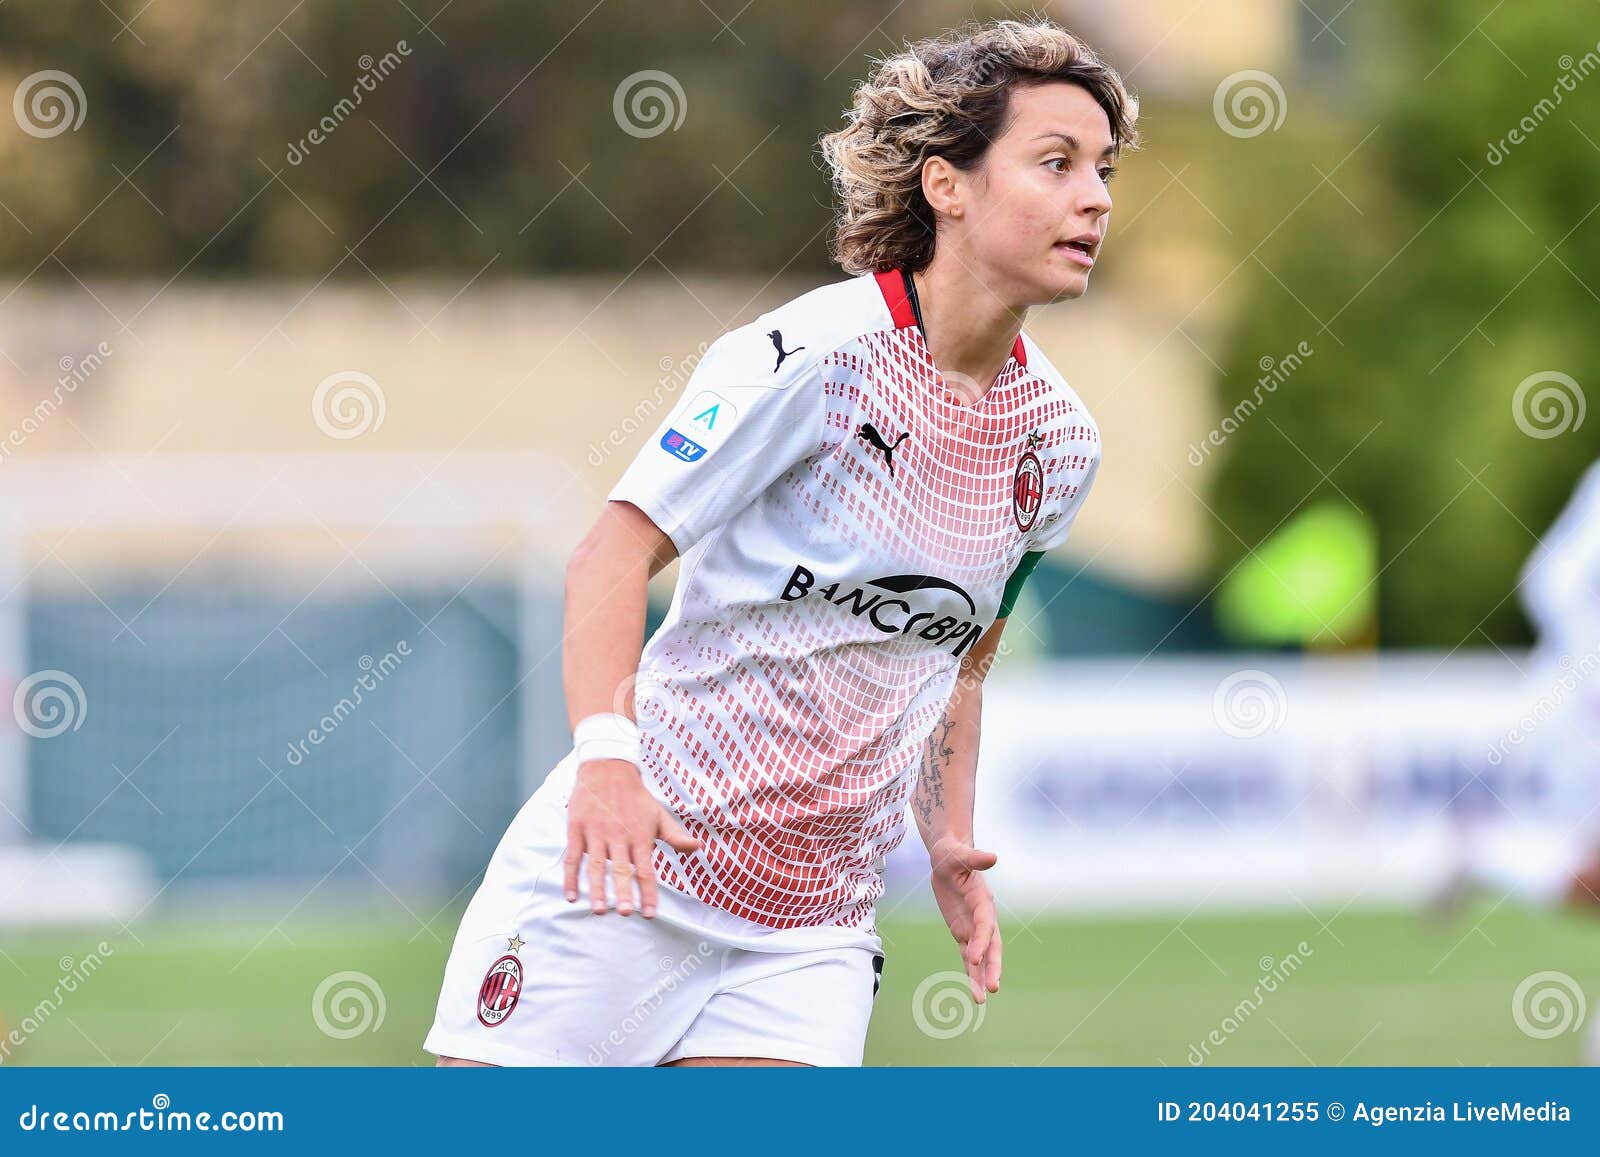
1519, 460, 1600, 797
607, 269, 1101, 931
1521, 460, 1600, 650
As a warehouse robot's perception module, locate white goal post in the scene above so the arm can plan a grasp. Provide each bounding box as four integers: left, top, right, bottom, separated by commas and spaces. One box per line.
0, 450, 583, 922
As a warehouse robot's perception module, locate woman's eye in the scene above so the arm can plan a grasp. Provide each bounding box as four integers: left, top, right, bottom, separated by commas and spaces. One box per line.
1098, 166, 1117, 183
1046, 157, 1068, 173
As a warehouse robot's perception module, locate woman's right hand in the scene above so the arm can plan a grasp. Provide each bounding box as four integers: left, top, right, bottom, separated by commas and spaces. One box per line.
563, 759, 701, 917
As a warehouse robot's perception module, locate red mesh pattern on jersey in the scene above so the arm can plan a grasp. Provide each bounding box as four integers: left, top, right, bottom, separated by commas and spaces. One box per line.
639, 324, 1096, 929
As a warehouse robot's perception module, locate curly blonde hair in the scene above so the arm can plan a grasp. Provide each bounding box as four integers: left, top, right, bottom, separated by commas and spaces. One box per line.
819, 18, 1138, 276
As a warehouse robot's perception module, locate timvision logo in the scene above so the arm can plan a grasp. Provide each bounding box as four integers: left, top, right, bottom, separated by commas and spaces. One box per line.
660, 427, 706, 462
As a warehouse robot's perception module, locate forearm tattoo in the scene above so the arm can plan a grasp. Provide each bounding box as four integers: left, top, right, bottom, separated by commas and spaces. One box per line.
914, 714, 956, 827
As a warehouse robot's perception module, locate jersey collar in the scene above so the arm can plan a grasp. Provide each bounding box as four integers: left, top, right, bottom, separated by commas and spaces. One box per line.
872, 267, 1027, 368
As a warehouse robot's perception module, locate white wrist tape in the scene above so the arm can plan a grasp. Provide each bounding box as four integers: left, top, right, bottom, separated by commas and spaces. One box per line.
573, 712, 641, 767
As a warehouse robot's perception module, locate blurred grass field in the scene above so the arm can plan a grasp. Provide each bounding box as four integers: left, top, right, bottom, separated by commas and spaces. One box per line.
2, 903, 1595, 1067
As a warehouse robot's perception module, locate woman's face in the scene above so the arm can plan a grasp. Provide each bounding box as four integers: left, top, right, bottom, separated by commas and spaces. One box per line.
952, 81, 1117, 307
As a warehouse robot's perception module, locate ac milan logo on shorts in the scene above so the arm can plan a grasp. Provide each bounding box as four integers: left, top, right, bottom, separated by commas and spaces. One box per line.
1012, 451, 1044, 532
477, 954, 523, 1028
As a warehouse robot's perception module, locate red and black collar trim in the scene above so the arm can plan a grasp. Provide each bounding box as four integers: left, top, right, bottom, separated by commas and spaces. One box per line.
872, 268, 1027, 368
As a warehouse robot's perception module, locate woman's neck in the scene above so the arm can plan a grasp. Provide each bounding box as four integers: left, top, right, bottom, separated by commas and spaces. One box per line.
911, 256, 1028, 404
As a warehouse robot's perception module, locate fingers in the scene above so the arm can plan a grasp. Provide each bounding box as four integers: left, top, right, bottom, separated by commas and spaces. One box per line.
961, 846, 999, 872
562, 797, 697, 916
983, 925, 1003, 995
562, 823, 613, 912
931, 841, 998, 878
964, 951, 985, 1004
588, 835, 609, 915
632, 839, 660, 918
965, 917, 995, 1004
658, 810, 703, 854
563, 827, 583, 903
608, 840, 635, 916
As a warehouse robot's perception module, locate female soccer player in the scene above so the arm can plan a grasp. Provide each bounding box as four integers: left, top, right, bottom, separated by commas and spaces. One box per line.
426, 17, 1136, 1067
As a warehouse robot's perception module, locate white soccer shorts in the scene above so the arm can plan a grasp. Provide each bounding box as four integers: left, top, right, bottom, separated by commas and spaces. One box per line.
424, 751, 886, 1067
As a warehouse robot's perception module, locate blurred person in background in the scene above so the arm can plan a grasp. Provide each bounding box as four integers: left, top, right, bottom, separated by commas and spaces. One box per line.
1521, 462, 1600, 911
1442, 459, 1600, 1061
1455, 460, 1600, 911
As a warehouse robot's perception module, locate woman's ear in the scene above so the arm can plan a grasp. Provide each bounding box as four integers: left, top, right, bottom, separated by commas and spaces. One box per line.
921, 155, 964, 220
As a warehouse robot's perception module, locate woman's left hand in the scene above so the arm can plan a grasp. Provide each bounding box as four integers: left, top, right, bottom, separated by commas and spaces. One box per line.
928, 835, 1002, 1003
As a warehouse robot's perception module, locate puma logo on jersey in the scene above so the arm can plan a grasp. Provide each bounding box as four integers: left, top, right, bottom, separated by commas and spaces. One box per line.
768, 329, 804, 372
858, 423, 910, 477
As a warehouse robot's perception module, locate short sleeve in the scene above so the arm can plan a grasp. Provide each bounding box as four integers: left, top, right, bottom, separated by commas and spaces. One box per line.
607, 323, 826, 555
1028, 451, 1100, 555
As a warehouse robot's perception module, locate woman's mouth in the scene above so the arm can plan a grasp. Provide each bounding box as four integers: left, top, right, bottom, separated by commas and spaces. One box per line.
1054, 238, 1096, 268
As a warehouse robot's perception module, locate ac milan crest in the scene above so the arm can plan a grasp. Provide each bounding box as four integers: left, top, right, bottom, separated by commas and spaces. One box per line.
477, 954, 523, 1028
1012, 451, 1044, 532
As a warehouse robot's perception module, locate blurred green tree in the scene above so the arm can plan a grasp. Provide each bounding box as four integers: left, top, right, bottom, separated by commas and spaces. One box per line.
0, 0, 951, 276
1209, 0, 1600, 647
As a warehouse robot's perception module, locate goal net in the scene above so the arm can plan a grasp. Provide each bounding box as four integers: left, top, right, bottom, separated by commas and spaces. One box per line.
0, 451, 580, 924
